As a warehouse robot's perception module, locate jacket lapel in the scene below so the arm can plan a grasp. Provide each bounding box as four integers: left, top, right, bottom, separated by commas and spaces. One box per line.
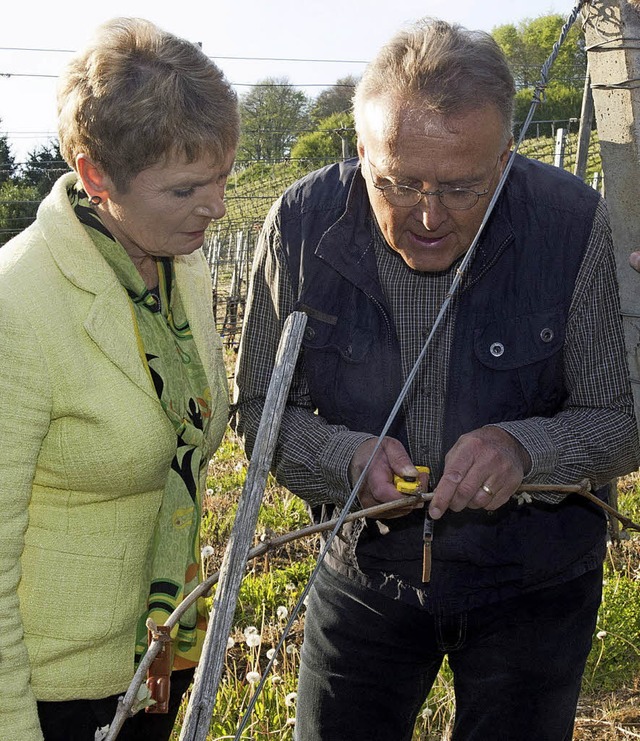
83, 282, 159, 401
42, 173, 160, 401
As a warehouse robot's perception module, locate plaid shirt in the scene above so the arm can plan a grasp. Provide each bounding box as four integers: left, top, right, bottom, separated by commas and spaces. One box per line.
234, 193, 638, 508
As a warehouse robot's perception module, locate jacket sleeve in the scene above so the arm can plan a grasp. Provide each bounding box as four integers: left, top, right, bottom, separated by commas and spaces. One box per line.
233, 201, 373, 508
496, 199, 640, 488
0, 282, 50, 741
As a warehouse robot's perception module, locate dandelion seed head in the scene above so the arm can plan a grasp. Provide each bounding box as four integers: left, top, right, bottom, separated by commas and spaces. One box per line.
246, 671, 261, 685
246, 633, 261, 648
286, 716, 296, 727
271, 674, 283, 685
285, 692, 297, 707
266, 648, 276, 660
421, 706, 433, 719
226, 637, 235, 649
597, 630, 607, 639
206, 488, 214, 497
285, 644, 296, 655
200, 545, 214, 559
276, 605, 289, 621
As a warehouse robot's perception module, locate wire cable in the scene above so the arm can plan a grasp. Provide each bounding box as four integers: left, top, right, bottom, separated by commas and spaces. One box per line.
231, 2, 593, 738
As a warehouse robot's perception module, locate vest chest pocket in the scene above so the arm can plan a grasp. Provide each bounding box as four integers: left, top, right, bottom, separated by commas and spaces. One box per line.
472, 307, 567, 419
301, 310, 384, 429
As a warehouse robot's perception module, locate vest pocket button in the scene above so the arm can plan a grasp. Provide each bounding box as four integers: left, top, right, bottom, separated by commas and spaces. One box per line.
490, 342, 505, 357
540, 327, 554, 343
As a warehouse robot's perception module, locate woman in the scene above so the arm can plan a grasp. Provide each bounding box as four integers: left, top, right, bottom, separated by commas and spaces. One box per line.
0, 17, 239, 741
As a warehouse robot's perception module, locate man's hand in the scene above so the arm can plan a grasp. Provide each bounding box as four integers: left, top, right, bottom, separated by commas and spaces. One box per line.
428, 426, 531, 519
349, 437, 427, 518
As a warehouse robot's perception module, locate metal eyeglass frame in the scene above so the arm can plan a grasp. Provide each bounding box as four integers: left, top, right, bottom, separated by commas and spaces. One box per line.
365, 154, 493, 210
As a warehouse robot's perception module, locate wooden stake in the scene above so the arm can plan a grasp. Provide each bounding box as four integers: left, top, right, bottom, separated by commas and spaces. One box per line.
179, 311, 307, 741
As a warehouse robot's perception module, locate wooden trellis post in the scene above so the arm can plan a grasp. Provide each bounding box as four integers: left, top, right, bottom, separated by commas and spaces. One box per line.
583, 0, 640, 435
178, 310, 308, 741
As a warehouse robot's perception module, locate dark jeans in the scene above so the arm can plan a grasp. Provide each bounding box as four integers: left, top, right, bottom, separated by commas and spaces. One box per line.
295, 563, 602, 741
37, 667, 194, 741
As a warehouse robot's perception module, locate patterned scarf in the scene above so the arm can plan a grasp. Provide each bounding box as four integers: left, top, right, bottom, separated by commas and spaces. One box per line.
69, 182, 214, 669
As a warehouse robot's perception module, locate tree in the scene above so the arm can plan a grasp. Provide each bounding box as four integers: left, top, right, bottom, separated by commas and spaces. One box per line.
309, 75, 359, 125
0, 180, 39, 245
20, 140, 68, 198
291, 112, 356, 166
493, 14, 587, 133
238, 77, 310, 163
0, 129, 16, 186
492, 14, 586, 90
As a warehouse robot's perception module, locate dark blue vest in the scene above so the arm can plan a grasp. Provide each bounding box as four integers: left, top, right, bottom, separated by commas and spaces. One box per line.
279, 156, 606, 613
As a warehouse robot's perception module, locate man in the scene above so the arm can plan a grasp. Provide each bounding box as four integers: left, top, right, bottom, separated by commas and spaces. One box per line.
234, 18, 639, 741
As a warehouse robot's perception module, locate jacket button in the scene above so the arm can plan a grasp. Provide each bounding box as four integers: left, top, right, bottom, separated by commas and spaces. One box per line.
490, 342, 505, 357
540, 327, 554, 343
304, 327, 315, 340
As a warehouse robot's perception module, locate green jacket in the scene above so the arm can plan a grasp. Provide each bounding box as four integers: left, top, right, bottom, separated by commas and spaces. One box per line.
0, 172, 229, 739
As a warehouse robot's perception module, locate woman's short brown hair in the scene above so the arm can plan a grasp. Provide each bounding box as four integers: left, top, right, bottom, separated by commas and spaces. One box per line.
57, 17, 240, 190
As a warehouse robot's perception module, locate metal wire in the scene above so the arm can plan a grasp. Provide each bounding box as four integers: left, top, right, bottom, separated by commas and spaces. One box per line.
232, 2, 593, 737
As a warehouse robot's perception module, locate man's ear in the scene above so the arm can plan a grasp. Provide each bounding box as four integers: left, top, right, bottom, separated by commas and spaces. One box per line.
500, 137, 514, 168
75, 154, 112, 203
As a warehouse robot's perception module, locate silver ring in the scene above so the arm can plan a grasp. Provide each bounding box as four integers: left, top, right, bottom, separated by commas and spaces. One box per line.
481, 483, 495, 498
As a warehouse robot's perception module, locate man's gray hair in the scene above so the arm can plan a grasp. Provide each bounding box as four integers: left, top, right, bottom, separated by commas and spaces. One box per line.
353, 18, 516, 143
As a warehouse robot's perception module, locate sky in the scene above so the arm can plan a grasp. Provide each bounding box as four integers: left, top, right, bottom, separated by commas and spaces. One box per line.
1, 0, 575, 164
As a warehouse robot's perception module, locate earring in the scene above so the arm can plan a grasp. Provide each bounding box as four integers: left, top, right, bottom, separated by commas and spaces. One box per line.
89, 195, 103, 206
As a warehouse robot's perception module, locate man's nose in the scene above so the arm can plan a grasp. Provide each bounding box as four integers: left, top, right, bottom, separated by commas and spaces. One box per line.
413, 193, 447, 232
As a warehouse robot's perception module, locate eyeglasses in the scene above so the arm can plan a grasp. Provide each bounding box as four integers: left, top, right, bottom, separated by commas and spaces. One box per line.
366, 156, 493, 211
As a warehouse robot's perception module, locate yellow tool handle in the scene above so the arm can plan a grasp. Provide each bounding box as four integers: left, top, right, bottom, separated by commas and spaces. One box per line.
393, 465, 430, 494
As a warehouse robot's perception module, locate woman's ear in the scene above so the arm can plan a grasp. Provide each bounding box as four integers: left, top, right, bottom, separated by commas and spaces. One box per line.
75, 154, 112, 203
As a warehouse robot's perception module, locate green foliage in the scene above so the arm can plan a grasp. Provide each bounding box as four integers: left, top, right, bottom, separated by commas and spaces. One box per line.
232, 160, 280, 187
0, 136, 68, 245
518, 130, 601, 184
309, 75, 358, 124
515, 82, 584, 133
0, 129, 16, 185
583, 558, 640, 693
290, 131, 338, 167
290, 112, 356, 166
258, 484, 310, 534
583, 476, 640, 693
414, 659, 455, 740
237, 560, 314, 622
19, 141, 68, 198
0, 180, 39, 245
223, 159, 312, 230
492, 14, 586, 91
238, 78, 310, 162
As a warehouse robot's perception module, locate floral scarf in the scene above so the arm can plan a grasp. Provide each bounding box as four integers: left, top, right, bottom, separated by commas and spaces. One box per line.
70, 182, 213, 669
